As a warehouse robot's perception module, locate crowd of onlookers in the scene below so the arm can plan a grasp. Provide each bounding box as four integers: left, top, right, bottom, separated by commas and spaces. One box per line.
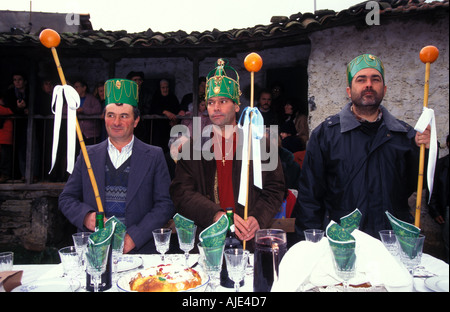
0, 70, 309, 184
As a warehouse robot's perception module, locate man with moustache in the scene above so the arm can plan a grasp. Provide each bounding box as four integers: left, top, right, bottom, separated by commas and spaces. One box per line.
170, 59, 285, 249
256, 89, 278, 128
59, 79, 174, 254
293, 54, 431, 239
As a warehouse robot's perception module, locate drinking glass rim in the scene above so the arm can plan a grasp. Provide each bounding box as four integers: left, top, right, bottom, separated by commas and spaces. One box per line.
58, 246, 78, 254
152, 228, 172, 234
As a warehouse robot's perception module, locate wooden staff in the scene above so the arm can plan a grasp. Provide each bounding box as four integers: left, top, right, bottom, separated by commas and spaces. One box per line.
39, 29, 104, 213
415, 45, 439, 227
243, 53, 263, 249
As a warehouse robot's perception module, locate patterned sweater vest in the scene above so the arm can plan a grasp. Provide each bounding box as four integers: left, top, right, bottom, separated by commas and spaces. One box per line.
104, 155, 131, 224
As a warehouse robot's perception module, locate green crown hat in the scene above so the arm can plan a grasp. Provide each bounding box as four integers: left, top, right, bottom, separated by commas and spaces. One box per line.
347, 54, 385, 86
205, 58, 241, 105
104, 78, 139, 107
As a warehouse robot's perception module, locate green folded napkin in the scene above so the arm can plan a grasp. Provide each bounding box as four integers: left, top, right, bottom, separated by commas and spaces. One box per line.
385, 211, 421, 259
86, 220, 116, 269
385, 211, 420, 237
326, 221, 356, 271
173, 213, 195, 231
340, 208, 362, 233
199, 214, 229, 248
198, 242, 225, 268
197, 215, 228, 268
174, 213, 197, 244
105, 216, 126, 250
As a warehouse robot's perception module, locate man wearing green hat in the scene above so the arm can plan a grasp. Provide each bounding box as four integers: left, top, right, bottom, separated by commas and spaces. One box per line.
59, 78, 175, 254
170, 59, 285, 248
293, 54, 431, 239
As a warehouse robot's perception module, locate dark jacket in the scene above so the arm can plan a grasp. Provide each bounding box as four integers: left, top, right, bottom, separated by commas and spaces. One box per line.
170, 130, 285, 250
428, 154, 449, 219
294, 103, 420, 238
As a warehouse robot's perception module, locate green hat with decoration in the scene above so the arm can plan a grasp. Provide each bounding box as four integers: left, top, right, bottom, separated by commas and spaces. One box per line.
104, 78, 139, 107
347, 54, 385, 86
205, 58, 241, 105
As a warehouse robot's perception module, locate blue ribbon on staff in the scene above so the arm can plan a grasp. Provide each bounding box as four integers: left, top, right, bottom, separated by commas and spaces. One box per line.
237, 106, 264, 206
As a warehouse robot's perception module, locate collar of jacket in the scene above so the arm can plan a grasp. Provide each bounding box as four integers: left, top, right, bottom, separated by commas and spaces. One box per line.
338, 102, 409, 134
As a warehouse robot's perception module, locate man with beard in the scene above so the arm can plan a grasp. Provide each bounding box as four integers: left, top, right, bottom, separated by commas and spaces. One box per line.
293, 54, 431, 239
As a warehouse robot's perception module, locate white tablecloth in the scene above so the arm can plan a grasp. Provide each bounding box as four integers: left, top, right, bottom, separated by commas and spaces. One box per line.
272, 231, 449, 292
8, 253, 254, 292
5, 250, 448, 292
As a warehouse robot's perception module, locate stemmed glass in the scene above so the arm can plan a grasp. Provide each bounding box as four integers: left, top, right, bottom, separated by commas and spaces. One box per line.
224, 248, 250, 292
333, 258, 356, 291
304, 229, 325, 243
198, 242, 224, 292
396, 234, 426, 275
330, 247, 357, 291
112, 231, 126, 282
153, 228, 172, 263
85, 244, 110, 292
378, 230, 399, 257
72, 232, 91, 273
177, 225, 197, 266
58, 246, 81, 291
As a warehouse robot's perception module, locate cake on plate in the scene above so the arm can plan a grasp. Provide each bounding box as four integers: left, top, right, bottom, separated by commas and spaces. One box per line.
128, 264, 203, 292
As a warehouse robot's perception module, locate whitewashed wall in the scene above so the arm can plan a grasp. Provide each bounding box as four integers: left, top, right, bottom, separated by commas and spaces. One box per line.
56, 15, 449, 156
307, 16, 449, 156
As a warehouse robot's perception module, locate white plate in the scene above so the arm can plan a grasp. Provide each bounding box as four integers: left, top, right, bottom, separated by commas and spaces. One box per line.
117, 255, 143, 272
12, 279, 81, 292
424, 276, 449, 292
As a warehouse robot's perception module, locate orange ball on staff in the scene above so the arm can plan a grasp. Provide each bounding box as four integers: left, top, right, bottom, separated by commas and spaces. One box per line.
39, 29, 61, 48
419, 45, 439, 64
244, 53, 263, 72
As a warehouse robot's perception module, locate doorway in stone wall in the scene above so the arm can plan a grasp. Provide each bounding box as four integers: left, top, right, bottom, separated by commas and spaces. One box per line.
266, 64, 309, 117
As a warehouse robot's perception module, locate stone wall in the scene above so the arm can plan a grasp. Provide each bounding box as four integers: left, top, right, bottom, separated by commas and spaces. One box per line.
0, 188, 74, 253
307, 16, 449, 156
306, 16, 449, 262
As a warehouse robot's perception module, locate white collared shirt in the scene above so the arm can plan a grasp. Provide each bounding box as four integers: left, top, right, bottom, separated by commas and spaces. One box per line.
107, 136, 134, 169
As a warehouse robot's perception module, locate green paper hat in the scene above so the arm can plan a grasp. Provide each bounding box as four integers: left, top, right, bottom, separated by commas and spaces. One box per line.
104, 78, 139, 107
205, 58, 241, 105
347, 54, 385, 86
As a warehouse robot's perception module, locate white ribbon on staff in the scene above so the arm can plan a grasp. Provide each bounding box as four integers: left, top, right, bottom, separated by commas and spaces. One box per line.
49, 85, 80, 174
237, 107, 264, 206
414, 107, 437, 202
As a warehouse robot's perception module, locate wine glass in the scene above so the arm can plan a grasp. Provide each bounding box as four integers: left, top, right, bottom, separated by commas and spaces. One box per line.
330, 247, 357, 291
304, 229, 325, 243
58, 246, 81, 291
396, 234, 426, 275
72, 232, 91, 272
153, 228, 172, 263
378, 230, 399, 257
85, 244, 110, 292
224, 248, 250, 292
198, 242, 224, 292
177, 225, 197, 266
112, 231, 126, 282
